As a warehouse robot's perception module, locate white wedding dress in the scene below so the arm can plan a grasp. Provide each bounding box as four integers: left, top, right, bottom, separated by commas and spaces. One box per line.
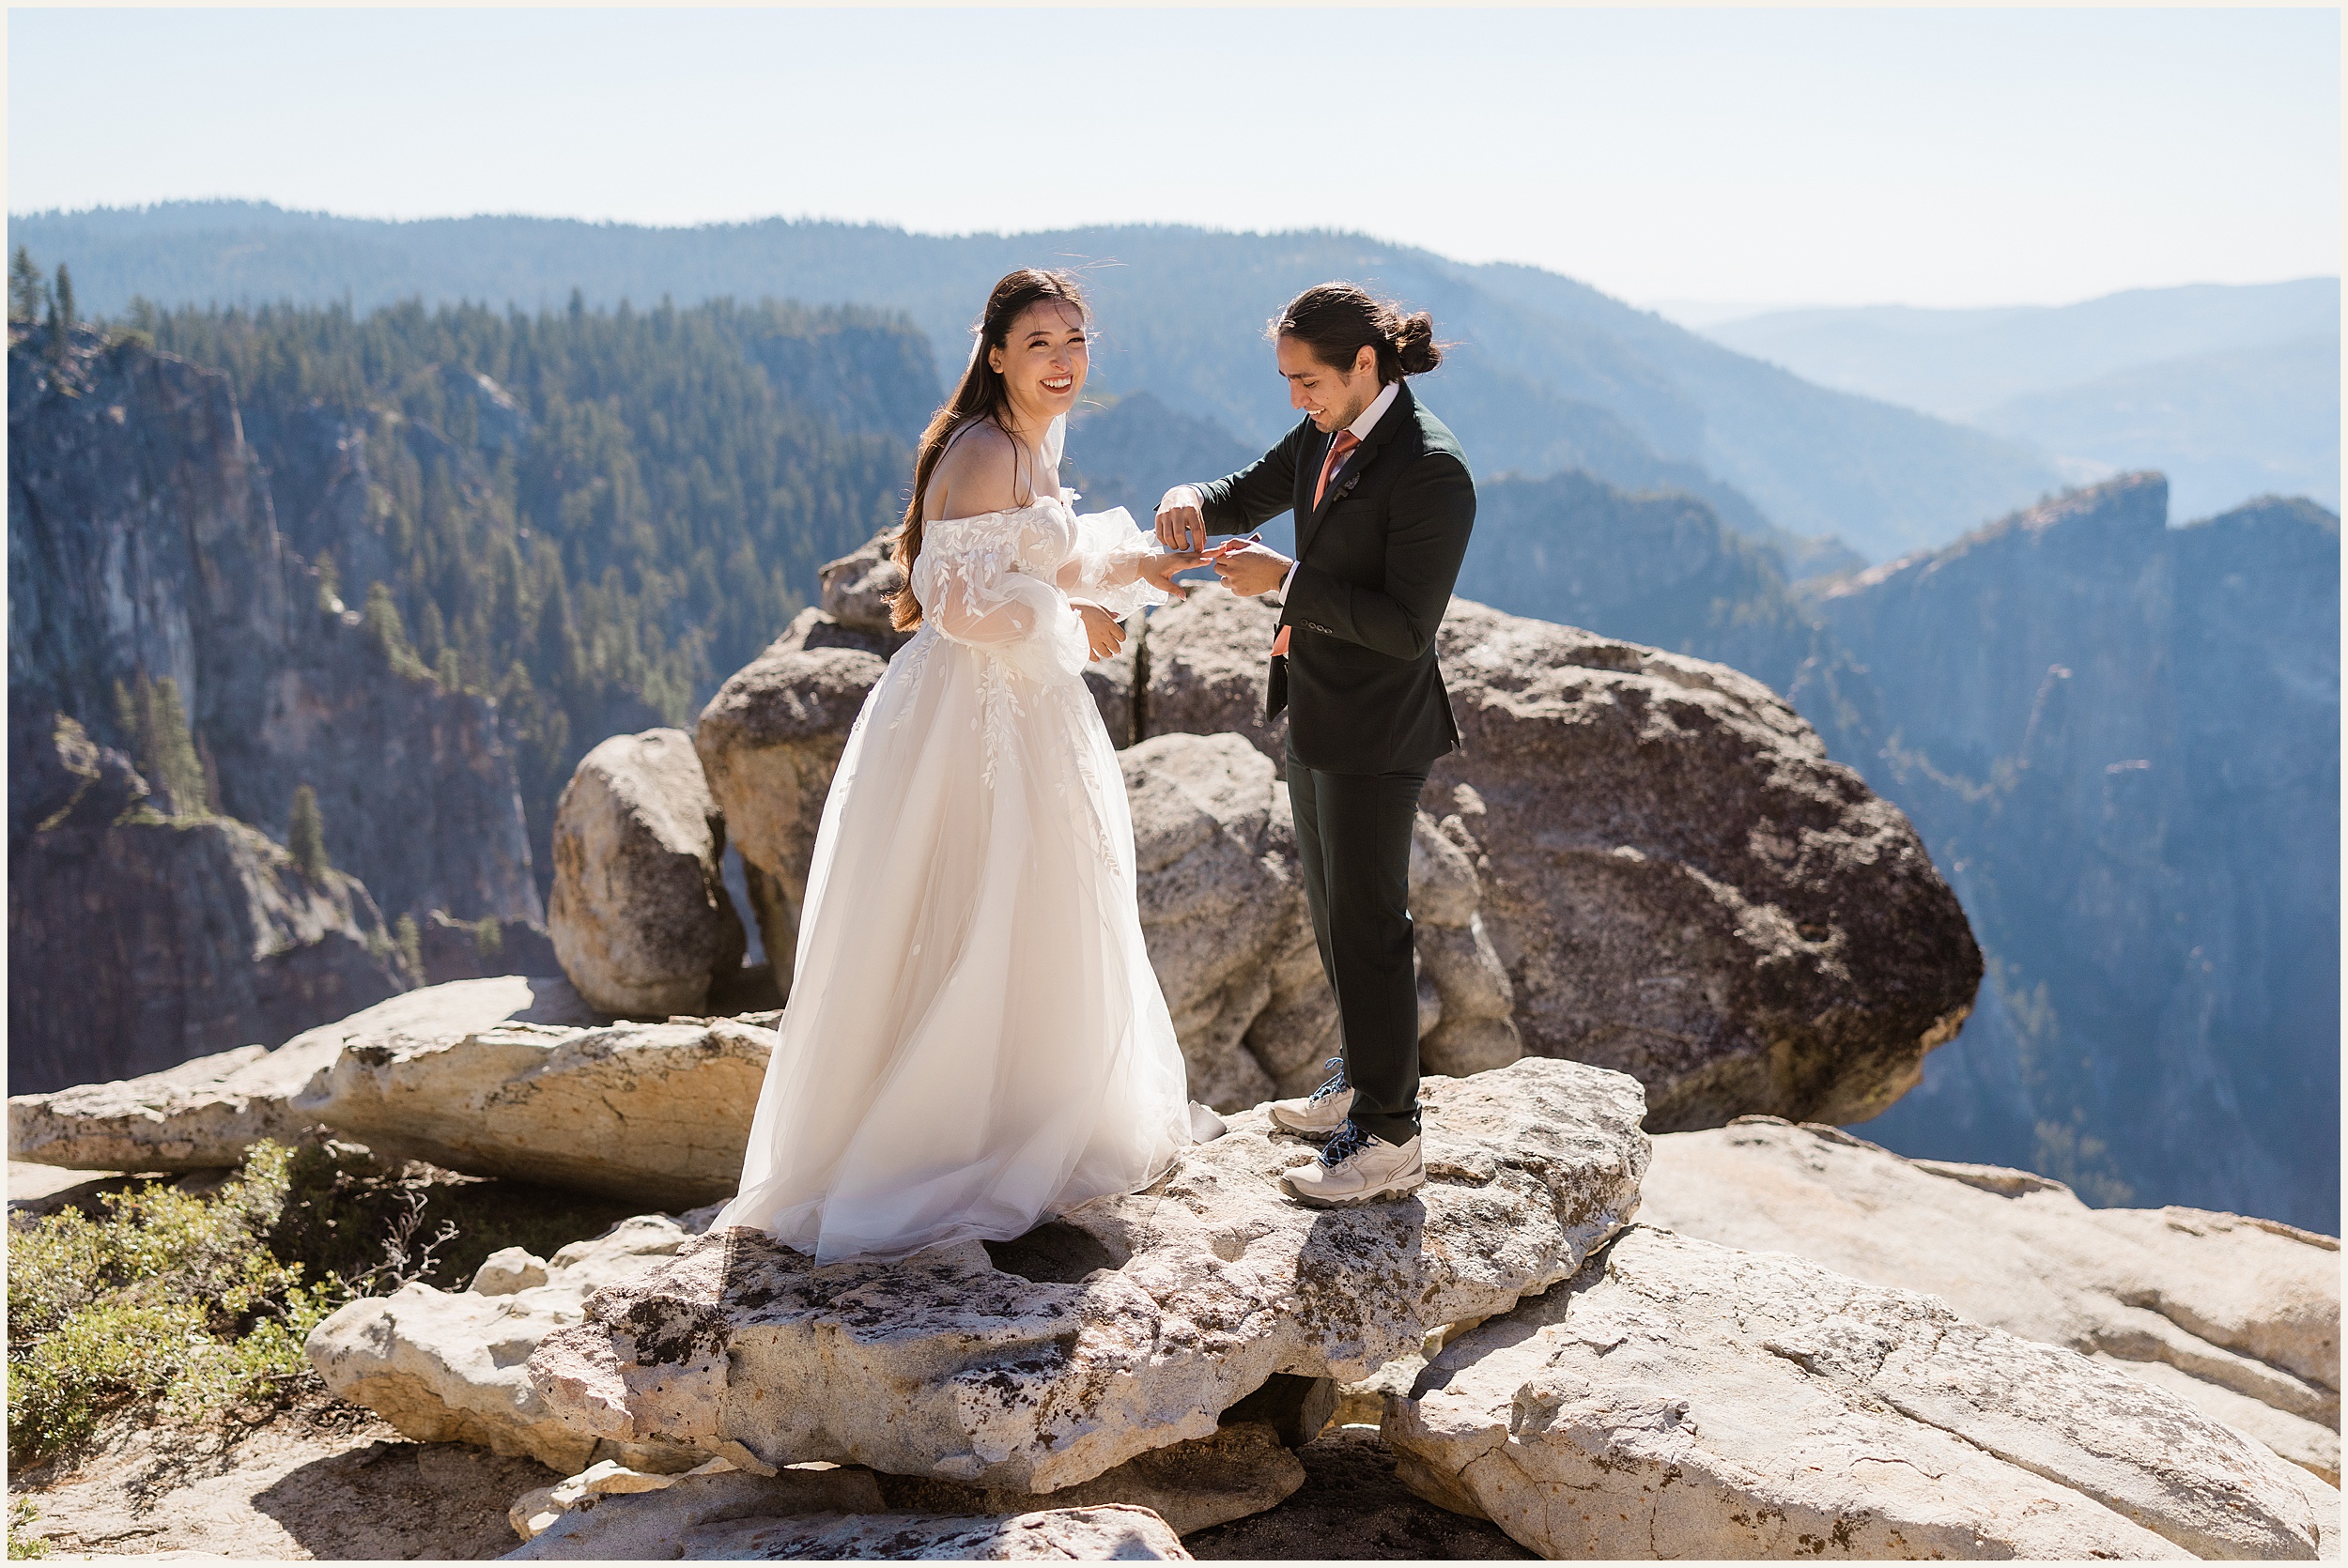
715, 432, 1195, 1264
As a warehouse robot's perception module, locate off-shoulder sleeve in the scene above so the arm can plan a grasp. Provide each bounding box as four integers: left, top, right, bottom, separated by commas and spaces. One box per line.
911, 520, 1089, 686
1053, 504, 1172, 619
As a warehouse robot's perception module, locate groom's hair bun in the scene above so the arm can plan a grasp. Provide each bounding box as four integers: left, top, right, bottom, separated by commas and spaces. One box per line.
1273, 283, 1446, 384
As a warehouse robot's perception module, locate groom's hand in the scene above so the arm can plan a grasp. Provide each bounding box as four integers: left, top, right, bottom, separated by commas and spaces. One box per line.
1155, 485, 1210, 554
1213, 540, 1293, 598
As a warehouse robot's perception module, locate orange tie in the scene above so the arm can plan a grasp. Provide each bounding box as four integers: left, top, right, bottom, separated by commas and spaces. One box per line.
1274, 432, 1361, 657
1314, 430, 1360, 509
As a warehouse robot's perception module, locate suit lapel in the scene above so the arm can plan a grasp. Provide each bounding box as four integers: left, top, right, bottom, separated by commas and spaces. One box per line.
1295, 381, 1415, 564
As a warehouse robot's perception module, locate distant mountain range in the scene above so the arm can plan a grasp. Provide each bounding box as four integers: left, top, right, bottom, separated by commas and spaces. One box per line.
1705, 280, 2341, 521
1460, 461, 2340, 1233
8, 202, 2070, 562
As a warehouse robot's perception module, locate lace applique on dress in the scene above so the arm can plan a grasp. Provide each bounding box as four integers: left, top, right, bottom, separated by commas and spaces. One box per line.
887, 627, 937, 733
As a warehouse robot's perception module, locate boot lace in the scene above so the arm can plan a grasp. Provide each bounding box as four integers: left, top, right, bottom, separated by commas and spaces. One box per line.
1319, 1120, 1371, 1168
1305, 1056, 1349, 1105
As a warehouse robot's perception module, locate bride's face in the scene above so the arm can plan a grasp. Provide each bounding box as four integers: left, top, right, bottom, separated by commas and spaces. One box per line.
989, 301, 1089, 432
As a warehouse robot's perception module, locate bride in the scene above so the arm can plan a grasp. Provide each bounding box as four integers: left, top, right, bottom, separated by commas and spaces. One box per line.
715, 269, 1205, 1264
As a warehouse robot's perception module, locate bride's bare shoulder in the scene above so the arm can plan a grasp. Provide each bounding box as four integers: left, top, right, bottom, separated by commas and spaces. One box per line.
929, 422, 1038, 520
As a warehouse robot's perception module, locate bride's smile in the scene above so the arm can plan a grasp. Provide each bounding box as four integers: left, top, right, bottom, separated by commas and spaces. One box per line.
989, 300, 1089, 439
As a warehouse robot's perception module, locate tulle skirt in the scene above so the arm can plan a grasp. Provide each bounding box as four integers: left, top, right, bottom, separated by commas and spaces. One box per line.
714, 622, 1194, 1264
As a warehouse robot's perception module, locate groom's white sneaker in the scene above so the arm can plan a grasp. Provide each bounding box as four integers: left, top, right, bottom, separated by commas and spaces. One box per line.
1281, 1120, 1425, 1207
1268, 1055, 1354, 1139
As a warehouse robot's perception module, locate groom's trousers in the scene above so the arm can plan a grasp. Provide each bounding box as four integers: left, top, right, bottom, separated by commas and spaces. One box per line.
1285, 746, 1431, 1145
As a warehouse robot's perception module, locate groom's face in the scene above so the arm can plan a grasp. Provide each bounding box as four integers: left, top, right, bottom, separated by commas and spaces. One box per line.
1277, 336, 1383, 433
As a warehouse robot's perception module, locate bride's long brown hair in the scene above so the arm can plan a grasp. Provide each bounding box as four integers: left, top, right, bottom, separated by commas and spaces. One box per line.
889, 269, 1091, 632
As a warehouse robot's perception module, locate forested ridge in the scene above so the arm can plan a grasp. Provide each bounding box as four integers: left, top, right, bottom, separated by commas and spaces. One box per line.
131, 289, 936, 884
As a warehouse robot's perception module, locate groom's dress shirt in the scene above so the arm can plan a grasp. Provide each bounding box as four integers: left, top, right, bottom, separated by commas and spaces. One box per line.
1275, 378, 1398, 607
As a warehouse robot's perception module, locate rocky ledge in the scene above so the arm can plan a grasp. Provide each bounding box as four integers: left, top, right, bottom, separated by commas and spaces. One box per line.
1383, 1225, 2338, 1560
521, 1056, 1648, 1494
1641, 1115, 2342, 1484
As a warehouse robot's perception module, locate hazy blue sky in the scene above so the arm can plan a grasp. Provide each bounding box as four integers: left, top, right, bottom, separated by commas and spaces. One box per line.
8, 8, 2338, 313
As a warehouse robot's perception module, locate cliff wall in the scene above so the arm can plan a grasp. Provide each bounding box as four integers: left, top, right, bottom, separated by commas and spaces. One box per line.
1815, 476, 2340, 1231
8, 329, 540, 925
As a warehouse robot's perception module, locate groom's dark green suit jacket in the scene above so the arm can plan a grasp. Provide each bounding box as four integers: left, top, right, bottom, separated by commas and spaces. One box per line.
1196, 379, 1476, 776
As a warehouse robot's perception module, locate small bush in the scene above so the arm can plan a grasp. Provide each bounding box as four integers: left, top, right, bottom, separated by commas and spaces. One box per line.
8, 1140, 646, 1469
8, 1497, 50, 1559
5, 1142, 334, 1467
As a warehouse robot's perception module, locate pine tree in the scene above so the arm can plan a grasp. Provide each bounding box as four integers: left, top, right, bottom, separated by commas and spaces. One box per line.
362, 581, 427, 678
114, 674, 209, 817
8, 247, 43, 326
394, 914, 422, 977
287, 784, 330, 881
50, 265, 75, 355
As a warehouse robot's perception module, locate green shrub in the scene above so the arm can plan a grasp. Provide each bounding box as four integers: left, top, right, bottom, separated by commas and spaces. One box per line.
5, 1142, 336, 1466
8, 1138, 645, 1469
8, 1497, 50, 1559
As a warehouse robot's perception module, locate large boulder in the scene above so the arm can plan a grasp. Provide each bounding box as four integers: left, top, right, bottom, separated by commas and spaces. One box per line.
817, 533, 915, 645
1384, 1226, 2338, 1560
1143, 590, 1982, 1130
548, 729, 745, 1017
1139, 584, 1289, 762
1640, 1115, 2342, 1482
1406, 813, 1522, 1080
293, 1004, 777, 1208
523, 1056, 1648, 1494
509, 1423, 1300, 1554
11, 1042, 316, 1174
1122, 732, 1318, 1109
1122, 732, 1520, 1108
8, 975, 597, 1172
693, 623, 887, 984
307, 1208, 720, 1474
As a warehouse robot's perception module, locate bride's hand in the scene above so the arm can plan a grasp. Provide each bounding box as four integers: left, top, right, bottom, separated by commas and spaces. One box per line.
1137, 548, 1202, 601
1074, 602, 1126, 662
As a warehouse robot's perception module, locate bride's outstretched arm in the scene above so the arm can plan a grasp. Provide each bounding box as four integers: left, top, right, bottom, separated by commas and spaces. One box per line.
1055, 508, 1190, 617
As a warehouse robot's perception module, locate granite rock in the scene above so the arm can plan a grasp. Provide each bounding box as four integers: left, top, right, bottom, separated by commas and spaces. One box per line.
6, 704, 412, 1098
1641, 1115, 2342, 1482
692, 627, 887, 986
8, 333, 542, 934
1141, 591, 1982, 1130
293, 994, 772, 1208
306, 1208, 723, 1475
670, 1504, 1191, 1560
1384, 1225, 2337, 1560
9, 975, 603, 1172
548, 729, 745, 1018
509, 1422, 1300, 1554
523, 1056, 1648, 1493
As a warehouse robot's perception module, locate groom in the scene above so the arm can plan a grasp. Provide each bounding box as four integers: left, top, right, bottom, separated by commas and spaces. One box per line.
1156, 283, 1475, 1207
